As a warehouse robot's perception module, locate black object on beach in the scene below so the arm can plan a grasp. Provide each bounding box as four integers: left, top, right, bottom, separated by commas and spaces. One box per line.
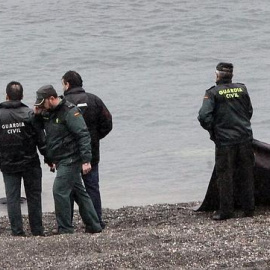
196, 139, 270, 211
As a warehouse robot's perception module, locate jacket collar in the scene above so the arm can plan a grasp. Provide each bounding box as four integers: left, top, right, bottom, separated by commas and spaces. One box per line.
52, 96, 65, 111
0, 100, 27, 109
64, 87, 86, 96
216, 79, 232, 85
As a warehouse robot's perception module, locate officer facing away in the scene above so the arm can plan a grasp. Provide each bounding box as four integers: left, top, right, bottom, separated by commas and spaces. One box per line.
0, 81, 46, 236
198, 63, 255, 220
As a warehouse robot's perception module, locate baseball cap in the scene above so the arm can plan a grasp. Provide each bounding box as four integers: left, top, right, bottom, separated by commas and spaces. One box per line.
34, 85, 57, 106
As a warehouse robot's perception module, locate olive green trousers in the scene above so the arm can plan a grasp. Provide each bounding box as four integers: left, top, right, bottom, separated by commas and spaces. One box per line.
53, 160, 101, 234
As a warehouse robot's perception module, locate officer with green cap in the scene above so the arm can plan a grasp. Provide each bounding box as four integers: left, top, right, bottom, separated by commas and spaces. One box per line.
34, 85, 102, 234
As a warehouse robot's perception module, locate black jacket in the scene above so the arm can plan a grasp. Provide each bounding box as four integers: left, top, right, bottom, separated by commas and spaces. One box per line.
0, 101, 46, 173
198, 81, 253, 146
64, 87, 112, 164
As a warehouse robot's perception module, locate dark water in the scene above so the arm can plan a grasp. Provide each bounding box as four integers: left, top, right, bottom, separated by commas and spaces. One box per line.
0, 0, 270, 214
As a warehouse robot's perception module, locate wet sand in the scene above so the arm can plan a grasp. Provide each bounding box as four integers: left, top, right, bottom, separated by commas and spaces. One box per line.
0, 202, 270, 269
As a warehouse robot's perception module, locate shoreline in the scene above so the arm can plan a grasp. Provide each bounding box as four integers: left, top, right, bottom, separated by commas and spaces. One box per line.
0, 202, 270, 269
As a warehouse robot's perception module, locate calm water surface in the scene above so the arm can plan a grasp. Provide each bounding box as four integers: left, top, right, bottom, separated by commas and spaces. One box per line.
0, 0, 270, 214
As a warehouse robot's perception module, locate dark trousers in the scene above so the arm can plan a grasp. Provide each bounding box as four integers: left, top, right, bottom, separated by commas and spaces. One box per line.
82, 164, 103, 224
3, 167, 43, 236
215, 142, 255, 214
53, 160, 102, 234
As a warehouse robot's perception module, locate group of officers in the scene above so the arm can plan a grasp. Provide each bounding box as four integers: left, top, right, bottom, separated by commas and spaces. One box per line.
0, 71, 112, 236
0, 62, 255, 236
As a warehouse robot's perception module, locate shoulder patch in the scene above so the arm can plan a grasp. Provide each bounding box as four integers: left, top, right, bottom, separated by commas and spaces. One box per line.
74, 111, 81, 117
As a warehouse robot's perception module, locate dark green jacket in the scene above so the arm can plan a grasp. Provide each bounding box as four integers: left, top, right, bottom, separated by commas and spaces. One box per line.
198, 81, 253, 146
41, 98, 92, 165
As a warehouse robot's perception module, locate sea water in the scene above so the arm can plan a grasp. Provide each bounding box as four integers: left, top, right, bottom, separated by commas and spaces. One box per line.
0, 0, 270, 215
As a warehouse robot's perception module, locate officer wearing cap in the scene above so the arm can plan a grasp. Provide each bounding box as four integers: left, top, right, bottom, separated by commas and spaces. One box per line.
34, 85, 102, 234
198, 62, 254, 220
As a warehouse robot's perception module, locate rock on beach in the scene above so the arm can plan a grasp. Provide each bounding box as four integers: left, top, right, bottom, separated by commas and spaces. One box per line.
0, 202, 270, 269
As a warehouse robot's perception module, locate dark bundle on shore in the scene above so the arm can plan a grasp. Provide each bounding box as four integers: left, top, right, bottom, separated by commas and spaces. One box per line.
0, 202, 270, 269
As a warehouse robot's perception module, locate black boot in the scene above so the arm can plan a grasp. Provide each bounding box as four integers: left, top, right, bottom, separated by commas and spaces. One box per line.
212, 211, 233, 220
243, 210, 254, 218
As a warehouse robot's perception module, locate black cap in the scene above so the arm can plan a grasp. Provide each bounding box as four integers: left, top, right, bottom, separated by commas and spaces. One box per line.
34, 85, 57, 106
216, 62, 233, 73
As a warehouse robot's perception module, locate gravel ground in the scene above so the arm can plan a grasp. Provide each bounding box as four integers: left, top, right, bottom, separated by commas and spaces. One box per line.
0, 202, 270, 269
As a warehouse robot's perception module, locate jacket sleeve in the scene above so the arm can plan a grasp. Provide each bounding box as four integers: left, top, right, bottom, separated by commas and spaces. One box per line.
248, 100, 253, 119
246, 91, 253, 119
198, 90, 215, 132
96, 97, 113, 139
29, 111, 47, 156
241, 84, 253, 119
65, 107, 92, 163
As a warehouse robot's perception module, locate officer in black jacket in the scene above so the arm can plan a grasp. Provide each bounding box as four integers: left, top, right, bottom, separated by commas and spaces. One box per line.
62, 71, 112, 228
198, 63, 254, 220
0, 81, 46, 236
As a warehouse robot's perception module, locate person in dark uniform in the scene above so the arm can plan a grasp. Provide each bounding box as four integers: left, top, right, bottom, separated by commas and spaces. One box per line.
34, 85, 102, 234
198, 63, 255, 220
0, 81, 46, 236
61, 71, 112, 229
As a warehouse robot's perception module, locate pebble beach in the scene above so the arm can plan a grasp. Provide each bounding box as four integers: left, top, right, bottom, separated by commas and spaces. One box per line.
0, 202, 270, 269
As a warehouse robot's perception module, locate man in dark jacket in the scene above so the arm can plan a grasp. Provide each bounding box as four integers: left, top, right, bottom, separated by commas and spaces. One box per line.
198, 63, 254, 220
0, 81, 46, 236
62, 71, 112, 228
34, 85, 102, 234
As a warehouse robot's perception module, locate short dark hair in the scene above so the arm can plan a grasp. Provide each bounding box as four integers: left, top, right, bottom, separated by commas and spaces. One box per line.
6, 81, 23, 101
217, 71, 233, 81
216, 62, 233, 73
216, 62, 233, 81
62, 70, 83, 88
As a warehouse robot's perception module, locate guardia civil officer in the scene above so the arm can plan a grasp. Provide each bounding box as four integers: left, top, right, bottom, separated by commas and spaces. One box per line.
34, 85, 102, 234
198, 63, 254, 220
62, 70, 112, 229
0, 81, 46, 236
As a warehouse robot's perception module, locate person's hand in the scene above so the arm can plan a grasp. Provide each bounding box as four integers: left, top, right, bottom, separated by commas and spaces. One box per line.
33, 106, 44, 115
48, 163, 56, 173
82, 162, 91, 175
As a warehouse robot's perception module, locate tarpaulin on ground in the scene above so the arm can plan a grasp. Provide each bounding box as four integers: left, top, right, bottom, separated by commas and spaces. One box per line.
196, 139, 270, 211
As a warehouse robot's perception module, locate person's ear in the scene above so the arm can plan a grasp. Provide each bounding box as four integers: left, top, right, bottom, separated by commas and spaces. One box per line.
65, 82, 70, 90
